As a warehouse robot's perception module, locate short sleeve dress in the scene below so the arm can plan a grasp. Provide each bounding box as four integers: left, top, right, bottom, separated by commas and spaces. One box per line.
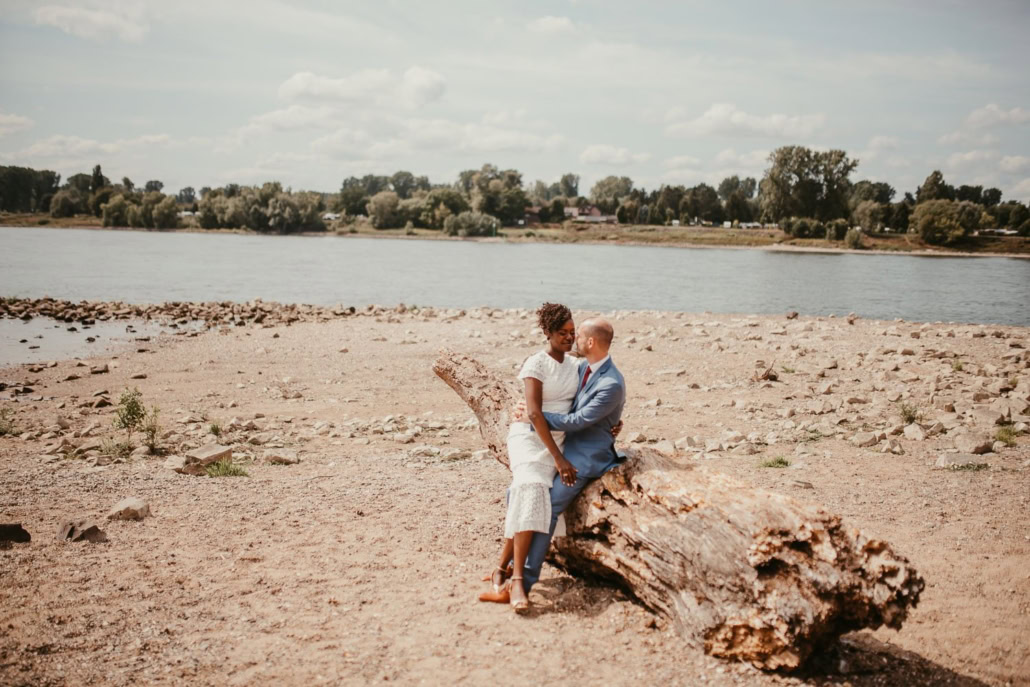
503, 350, 581, 538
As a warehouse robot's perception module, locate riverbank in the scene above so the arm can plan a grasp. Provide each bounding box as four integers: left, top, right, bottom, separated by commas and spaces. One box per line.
1, 304, 1028, 685
4, 212, 1028, 258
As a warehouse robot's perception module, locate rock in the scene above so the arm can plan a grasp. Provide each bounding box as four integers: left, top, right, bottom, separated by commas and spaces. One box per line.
970, 408, 1005, 426
903, 424, 927, 441
880, 439, 904, 455
643, 398, 662, 408
816, 382, 834, 395
392, 432, 416, 444
625, 431, 647, 444
57, 520, 108, 543
935, 453, 988, 470
89, 363, 109, 375
658, 369, 686, 377
952, 432, 993, 455
106, 497, 150, 521
186, 443, 232, 466
653, 440, 676, 455
851, 432, 879, 448
163, 455, 187, 472
264, 449, 300, 465
0, 524, 31, 543
785, 311, 799, 320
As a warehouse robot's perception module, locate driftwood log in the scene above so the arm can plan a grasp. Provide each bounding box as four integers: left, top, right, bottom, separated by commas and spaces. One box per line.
433, 351, 924, 670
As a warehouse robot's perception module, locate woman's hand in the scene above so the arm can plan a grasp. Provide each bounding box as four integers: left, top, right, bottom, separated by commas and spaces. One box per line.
555, 455, 578, 487
611, 420, 624, 438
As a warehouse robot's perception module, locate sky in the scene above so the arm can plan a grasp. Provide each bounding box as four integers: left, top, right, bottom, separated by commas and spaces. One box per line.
1, 0, 1028, 202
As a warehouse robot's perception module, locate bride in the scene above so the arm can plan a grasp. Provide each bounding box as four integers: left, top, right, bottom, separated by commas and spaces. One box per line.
479, 302, 584, 612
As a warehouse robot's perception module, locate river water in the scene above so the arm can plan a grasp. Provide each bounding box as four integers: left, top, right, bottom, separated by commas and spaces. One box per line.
1, 227, 1028, 326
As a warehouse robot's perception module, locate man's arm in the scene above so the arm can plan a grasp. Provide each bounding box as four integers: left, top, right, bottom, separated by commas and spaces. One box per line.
543, 381, 623, 433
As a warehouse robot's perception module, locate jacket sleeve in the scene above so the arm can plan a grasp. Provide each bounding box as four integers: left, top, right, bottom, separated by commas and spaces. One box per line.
543, 381, 622, 433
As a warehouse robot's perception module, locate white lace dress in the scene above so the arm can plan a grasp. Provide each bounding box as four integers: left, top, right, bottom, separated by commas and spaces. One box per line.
504, 350, 580, 538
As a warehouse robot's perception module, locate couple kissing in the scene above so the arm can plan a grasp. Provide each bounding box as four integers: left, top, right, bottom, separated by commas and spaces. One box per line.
479, 302, 626, 612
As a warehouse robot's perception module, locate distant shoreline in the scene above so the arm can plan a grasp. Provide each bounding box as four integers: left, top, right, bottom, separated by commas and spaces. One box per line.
2, 216, 1028, 260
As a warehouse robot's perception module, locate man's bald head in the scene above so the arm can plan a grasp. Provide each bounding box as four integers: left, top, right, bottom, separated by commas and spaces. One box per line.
578, 317, 614, 356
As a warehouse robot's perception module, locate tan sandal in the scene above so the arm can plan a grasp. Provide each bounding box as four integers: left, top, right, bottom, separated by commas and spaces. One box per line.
509, 576, 529, 614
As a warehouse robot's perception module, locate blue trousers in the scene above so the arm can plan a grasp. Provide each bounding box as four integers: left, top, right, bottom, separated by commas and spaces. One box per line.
522, 463, 615, 590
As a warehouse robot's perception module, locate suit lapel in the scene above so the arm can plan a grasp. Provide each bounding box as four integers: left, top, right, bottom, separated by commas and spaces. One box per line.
580, 358, 611, 401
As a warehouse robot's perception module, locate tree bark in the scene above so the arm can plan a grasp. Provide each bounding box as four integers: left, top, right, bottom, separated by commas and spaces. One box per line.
433, 350, 925, 670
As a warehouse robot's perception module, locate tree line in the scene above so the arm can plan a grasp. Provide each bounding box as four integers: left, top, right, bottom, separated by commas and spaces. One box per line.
2, 147, 1028, 243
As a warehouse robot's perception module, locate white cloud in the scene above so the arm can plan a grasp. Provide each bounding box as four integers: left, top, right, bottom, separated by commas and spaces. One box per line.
665, 103, 825, 139
937, 130, 999, 146
34, 4, 148, 43
713, 148, 768, 169
1010, 178, 1030, 201
277, 67, 445, 110
664, 155, 700, 168
868, 135, 899, 150
944, 149, 998, 169
1000, 155, 1030, 174
277, 70, 394, 102
398, 67, 447, 108
580, 144, 650, 166
965, 104, 1030, 129
17, 133, 169, 158
528, 16, 576, 34
0, 111, 34, 137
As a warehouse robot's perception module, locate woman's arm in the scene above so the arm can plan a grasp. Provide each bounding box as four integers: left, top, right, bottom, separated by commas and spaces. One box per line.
523, 377, 577, 486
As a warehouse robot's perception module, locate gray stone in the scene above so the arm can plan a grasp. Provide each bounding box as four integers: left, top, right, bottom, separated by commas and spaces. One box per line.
935, 453, 988, 470
953, 432, 993, 455
163, 455, 187, 472
264, 449, 300, 465
652, 440, 676, 455
57, 520, 108, 543
851, 431, 879, 448
903, 424, 927, 441
107, 497, 150, 521
186, 443, 232, 466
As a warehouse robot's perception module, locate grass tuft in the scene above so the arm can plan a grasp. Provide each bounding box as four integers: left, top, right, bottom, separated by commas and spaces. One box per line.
759, 456, 791, 468
898, 401, 923, 425
781, 366, 795, 374
209, 422, 222, 437
0, 407, 16, 436
205, 459, 248, 477
949, 462, 988, 472
951, 359, 964, 372
995, 425, 1019, 447
100, 437, 134, 460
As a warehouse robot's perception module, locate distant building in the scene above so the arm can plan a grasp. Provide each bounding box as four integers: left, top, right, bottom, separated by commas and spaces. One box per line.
565, 204, 616, 224
322, 212, 341, 221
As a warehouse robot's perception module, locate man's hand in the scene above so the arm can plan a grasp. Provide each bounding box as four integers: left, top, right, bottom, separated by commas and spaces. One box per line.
512, 400, 527, 423
611, 420, 624, 439
555, 455, 578, 486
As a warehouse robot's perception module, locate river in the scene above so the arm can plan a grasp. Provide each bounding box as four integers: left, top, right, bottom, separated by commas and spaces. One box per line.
1, 227, 1028, 326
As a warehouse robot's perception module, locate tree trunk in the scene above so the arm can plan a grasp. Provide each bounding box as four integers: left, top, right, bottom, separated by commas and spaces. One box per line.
433, 351, 924, 670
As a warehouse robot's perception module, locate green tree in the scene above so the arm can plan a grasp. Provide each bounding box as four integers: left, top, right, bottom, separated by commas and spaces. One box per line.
852, 200, 888, 232
758, 146, 857, 222
49, 189, 82, 217
90, 165, 108, 194
66, 173, 92, 195
955, 184, 983, 205
122, 177, 135, 192
443, 210, 499, 237
559, 173, 579, 198
176, 186, 196, 205
366, 191, 402, 229
718, 175, 757, 201
89, 185, 115, 217
390, 171, 416, 199
420, 188, 469, 228
915, 170, 955, 203
152, 196, 179, 229
889, 202, 911, 232
101, 194, 130, 227
910, 199, 978, 245
981, 187, 1002, 207
589, 175, 634, 204
725, 191, 753, 222
144, 180, 164, 193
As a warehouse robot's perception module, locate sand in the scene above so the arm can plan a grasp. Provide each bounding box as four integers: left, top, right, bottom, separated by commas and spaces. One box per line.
1, 306, 1028, 686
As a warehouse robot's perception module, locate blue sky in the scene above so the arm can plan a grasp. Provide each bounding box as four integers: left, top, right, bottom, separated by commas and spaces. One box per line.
1, 0, 1028, 201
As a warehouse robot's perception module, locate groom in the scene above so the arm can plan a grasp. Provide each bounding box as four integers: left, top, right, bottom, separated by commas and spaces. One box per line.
515, 317, 626, 591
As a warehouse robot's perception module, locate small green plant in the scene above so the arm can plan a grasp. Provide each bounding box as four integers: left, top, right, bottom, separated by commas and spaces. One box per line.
208, 421, 222, 437
113, 387, 146, 442
898, 401, 922, 425
949, 462, 988, 472
844, 227, 863, 249
100, 437, 134, 460
780, 366, 795, 374
1009, 376, 1020, 389
0, 407, 17, 436
142, 406, 162, 454
995, 425, 1019, 447
205, 459, 248, 477
759, 456, 791, 468
951, 359, 964, 372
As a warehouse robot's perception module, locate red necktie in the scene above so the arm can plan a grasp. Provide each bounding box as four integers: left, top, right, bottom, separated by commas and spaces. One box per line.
581, 366, 592, 390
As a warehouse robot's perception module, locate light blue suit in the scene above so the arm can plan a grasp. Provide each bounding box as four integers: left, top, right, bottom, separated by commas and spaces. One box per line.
522, 356, 626, 590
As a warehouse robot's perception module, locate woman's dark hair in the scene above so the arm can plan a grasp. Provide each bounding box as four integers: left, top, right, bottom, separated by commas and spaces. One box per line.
537, 302, 572, 335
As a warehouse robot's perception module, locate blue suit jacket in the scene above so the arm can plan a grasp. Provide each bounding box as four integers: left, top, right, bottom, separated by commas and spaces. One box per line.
543, 357, 626, 479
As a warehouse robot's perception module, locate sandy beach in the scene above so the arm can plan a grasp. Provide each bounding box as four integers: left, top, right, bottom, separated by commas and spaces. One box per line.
1, 305, 1028, 686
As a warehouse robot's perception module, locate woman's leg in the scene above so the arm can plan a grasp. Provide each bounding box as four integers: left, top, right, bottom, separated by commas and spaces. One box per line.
510, 530, 534, 608
490, 538, 514, 589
